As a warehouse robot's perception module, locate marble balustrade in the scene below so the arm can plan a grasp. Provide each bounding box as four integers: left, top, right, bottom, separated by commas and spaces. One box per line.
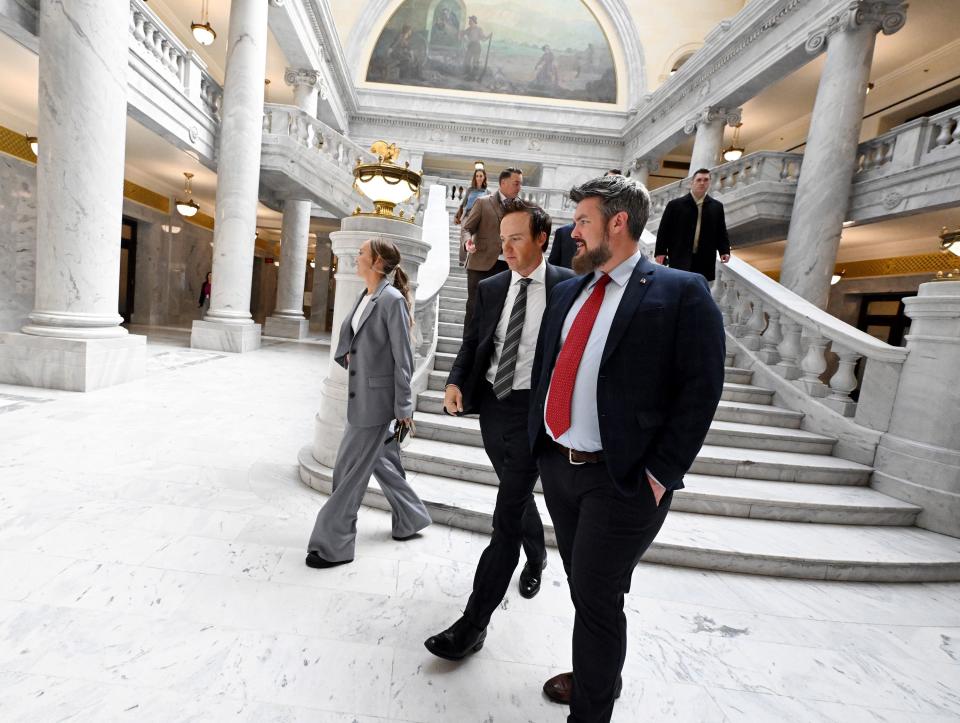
714, 256, 908, 433
424, 176, 575, 222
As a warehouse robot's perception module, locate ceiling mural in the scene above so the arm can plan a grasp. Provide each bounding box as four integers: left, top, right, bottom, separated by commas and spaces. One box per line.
365, 0, 617, 104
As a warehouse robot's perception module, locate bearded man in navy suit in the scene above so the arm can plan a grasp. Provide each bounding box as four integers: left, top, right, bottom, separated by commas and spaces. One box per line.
529, 175, 725, 722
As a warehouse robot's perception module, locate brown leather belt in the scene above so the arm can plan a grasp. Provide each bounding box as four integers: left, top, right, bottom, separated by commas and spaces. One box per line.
550, 439, 603, 465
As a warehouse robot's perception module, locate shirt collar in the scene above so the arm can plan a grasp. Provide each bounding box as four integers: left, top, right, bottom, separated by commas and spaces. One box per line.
588, 249, 642, 289
512, 256, 546, 285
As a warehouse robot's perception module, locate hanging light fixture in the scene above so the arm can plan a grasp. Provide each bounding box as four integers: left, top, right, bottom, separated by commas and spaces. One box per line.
175, 172, 199, 218
191, 0, 216, 46
722, 123, 745, 163
352, 141, 422, 219
474, 160, 485, 171
24, 135, 38, 156
940, 226, 960, 257
831, 269, 845, 286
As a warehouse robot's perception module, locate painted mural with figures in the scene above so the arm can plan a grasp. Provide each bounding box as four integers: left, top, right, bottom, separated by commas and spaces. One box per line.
366, 0, 617, 104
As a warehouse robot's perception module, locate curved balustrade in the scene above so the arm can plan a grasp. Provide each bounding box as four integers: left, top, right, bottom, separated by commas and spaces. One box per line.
426, 176, 574, 219
649, 151, 804, 218
714, 256, 908, 430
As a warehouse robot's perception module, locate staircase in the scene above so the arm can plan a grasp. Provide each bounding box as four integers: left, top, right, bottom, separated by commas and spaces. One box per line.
300, 220, 960, 582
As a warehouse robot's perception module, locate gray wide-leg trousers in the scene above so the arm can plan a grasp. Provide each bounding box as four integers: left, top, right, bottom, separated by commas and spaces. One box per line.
308, 420, 432, 562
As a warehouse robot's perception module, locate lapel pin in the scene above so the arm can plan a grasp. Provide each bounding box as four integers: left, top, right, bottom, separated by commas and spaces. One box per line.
640, 278, 647, 285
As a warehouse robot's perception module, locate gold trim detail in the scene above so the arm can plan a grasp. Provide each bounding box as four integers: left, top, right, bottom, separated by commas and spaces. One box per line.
187, 211, 215, 231
765, 252, 960, 282
123, 180, 170, 213
0, 125, 37, 163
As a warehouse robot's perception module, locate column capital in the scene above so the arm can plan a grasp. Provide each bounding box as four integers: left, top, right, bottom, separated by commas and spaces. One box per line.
633, 156, 660, 173
805, 1, 907, 54
683, 106, 742, 135
284, 67, 328, 100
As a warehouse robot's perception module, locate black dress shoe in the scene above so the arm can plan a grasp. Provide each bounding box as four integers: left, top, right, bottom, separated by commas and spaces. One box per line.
305, 551, 352, 569
543, 672, 622, 704
424, 617, 487, 661
518, 557, 547, 599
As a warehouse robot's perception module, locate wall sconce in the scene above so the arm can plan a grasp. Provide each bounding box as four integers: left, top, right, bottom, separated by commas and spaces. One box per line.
866, 82, 875, 94
831, 269, 845, 286
175, 172, 199, 217
273, 260, 280, 267
191, 0, 216, 45
722, 123, 744, 163
352, 141, 421, 219
309, 260, 316, 268
24, 135, 38, 156
161, 223, 182, 234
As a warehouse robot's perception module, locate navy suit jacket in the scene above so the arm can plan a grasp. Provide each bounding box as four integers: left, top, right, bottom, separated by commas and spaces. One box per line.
528, 255, 725, 495
547, 223, 576, 269
446, 263, 575, 414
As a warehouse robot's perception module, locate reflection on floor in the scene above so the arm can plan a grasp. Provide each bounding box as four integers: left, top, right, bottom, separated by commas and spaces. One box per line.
0, 327, 958, 722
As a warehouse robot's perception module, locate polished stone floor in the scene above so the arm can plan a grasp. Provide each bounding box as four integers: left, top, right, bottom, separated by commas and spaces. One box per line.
0, 328, 958, 722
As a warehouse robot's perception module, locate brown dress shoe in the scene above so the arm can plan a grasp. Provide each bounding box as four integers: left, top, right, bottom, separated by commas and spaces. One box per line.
542, 672, 622, 704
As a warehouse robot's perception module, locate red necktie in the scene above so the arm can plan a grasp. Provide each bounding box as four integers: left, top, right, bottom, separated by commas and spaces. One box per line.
545, 273, 612, 439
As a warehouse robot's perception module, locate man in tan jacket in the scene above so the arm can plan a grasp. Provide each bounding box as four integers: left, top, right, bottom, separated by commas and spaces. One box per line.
462, 167, 523, 330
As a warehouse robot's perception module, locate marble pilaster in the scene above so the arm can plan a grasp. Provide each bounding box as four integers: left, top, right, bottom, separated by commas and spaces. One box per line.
190, 0, 269, 353
685, 107, 740, 175
0, 0, 145, 391
311, 216, 429, 467
873, 281, 960, 537
779, 1, 908, 308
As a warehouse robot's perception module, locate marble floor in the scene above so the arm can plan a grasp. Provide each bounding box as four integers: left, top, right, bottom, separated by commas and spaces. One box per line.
0, 327, 958, 722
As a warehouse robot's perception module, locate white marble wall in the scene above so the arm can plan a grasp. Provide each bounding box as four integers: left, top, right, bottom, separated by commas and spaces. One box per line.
0, 155, 36, 332
129, 206, 214, 328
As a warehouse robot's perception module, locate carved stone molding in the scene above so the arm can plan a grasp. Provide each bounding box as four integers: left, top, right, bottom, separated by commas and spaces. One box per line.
805, 1, 907, 54
683, 106, 742, 134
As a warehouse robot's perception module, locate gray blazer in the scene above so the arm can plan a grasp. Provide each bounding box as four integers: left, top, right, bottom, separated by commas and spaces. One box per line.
334, 279, 414, 427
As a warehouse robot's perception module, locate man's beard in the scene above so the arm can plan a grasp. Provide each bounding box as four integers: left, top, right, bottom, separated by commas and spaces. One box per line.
572, 231, 612, 274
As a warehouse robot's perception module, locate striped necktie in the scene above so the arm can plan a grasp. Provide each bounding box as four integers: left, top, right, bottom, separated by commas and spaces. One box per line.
492, 278, 532, 400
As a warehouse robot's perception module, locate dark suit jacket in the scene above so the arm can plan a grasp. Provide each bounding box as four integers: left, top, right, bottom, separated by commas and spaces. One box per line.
547, 223, 576, 269
528, 255, 725, 495
446, 263, 575, 414
655, 193, 730, 281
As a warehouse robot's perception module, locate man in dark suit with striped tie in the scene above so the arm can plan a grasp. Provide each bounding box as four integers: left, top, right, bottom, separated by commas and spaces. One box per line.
424, 199, 574, 661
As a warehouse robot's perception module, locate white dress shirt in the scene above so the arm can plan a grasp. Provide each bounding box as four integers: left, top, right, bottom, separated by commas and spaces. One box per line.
486, 258, 547, 390
351, 293, 371, 334
545, 251, 642, 451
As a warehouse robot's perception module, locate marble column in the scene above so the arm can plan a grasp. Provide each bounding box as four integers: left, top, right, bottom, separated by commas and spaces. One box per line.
633, 157, 660, 187
309, 239, 333, 334
190, 0, 269, 352
309, 216, 430, 468
685, 107, 740, 175
0, 0, 145, 391
873, 281, 960, 537
779, 1, 907, 308
264, 69, 322, 339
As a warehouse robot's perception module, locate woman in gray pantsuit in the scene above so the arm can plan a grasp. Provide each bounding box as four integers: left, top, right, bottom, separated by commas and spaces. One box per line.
306, 238, 432, 568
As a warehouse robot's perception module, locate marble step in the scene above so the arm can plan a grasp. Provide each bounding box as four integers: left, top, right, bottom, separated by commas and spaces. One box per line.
413, 410, 834, 455
416, 389, 801, 429
439, 309, 464, 324
444, 278, 467, 289
440, 288, 468, 300
401, 437, 871, 486
299, 448, 956, 582
439, 296, 466, 311
436, 336, 463, 355
439, 321, 464, 338
425, 370, 775, 405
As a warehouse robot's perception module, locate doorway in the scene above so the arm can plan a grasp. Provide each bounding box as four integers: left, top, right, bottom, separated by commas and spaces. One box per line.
856, 293, 911, 347
119, 217, 137, 324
